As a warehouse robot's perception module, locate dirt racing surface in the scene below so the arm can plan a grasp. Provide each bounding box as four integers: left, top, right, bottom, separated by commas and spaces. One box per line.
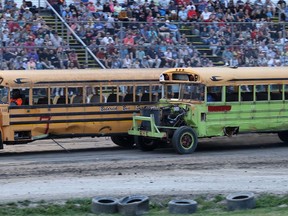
0, 133, 288, 203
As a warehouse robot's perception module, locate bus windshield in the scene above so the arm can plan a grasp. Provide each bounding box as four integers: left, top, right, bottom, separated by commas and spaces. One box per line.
181, 83, 205, 101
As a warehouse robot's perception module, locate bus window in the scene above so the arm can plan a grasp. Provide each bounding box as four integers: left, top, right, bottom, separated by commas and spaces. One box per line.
152, 85, 162, 101
0, 86, 8, 104
256, 85, 268, 101
226, 86, 239, 102
136, 85, 149, 94
10, 89, 26, 106
106, 86, 123, 103
136, 85, 151, 101
241, 85, 253, 101
284, 85, 288, 100
270, 84, 282, 100
70, 87, 84, 104
50, 87, 68, 104
166, 84, 180, 99
123, 85, 139, 102
34, 88, 49, 105
86, 86, 105, 103
182, 84, 204, 101
207, 86, 222, 102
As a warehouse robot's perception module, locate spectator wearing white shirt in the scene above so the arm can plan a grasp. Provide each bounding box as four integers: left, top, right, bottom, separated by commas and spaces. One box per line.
122, 54, 132, 68
159, 0, 169, 9
106, 13, 115, 35
200, 8, 212, 21
114, 2, 122, 17
22, 7, 33, 21
101, 32, 114, 45
164, 48, 174, 67
50, 31, 63, 48
267, 56, 275, 67
178, 7, 188, 22
34, 34, 44, 47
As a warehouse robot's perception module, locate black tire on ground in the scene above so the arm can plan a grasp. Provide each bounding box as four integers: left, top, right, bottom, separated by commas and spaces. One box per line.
226, 192, 256, 211
135, 136, 158, 151
118, 195, 149, 216
172, 126, 198, 154
111, 135, 135, 148
91, 197, 118, 214
168, 199, 197, 214
278, 131, 288, 143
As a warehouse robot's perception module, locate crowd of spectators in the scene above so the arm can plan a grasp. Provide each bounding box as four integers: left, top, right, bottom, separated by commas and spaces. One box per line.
0, 0, 288, 70
0, 0, 81, 70
56, 0, 288, 68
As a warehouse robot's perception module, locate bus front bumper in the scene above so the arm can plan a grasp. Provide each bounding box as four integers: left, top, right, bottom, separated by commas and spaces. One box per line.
128, 114, 167, 139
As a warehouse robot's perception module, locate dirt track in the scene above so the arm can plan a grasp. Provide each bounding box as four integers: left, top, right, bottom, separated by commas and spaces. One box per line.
0, 133, 288, 203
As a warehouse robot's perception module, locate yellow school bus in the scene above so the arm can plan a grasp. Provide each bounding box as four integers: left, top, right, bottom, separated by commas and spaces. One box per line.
0, 68, 163, 149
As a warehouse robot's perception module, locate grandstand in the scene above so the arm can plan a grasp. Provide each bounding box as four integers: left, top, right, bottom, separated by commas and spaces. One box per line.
2, 0, 288, 69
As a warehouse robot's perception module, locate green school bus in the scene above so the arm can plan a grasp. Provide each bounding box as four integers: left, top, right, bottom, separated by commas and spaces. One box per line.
128, 67, 288, 154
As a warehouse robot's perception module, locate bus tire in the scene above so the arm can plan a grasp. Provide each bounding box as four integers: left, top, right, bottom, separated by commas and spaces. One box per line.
278, 132, 288, 143
135, 136, 158, 151
172, 126, 198, 154
91, 197, 118, 214
118, 195, 149, 216
168, 199, 197, 214
226, 192, 256, 211
111, 135, 135, 148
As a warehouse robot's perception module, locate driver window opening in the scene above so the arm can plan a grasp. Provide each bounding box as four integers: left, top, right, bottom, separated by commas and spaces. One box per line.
10, 88, 29, 106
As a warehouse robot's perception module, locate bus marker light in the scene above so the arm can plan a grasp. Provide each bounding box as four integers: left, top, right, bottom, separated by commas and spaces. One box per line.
208, 106, 231, 112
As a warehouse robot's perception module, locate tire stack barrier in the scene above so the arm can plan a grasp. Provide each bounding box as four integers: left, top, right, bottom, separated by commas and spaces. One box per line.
118, 195, 150, 216
91, 192, 256, 215
168, 199, 198, 214
226, 192, 256, 211
91, 195, 149, 216
91, 197, 119, 214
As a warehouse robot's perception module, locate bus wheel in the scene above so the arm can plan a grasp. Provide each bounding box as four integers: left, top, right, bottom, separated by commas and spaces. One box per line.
172, 126, 198, 154
278, 132, 288, 143
111, 135, 135, 148
135, 136, 158, 151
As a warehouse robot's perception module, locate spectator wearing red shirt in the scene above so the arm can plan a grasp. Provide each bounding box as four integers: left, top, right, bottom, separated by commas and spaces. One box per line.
7, 20, 20, 32
123, 34, 134, 46
10, 89, 23, 106
87, 2, 96, 12
187, 8, 198, 21
250, 28, 260, 40
24, 37, 36, 53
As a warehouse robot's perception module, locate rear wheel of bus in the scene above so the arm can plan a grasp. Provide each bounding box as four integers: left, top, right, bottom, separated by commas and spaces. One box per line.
172, 126, 198, 154
135, 136, 158, 151
278, 131, 288, 143
111, 135, 135, 148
